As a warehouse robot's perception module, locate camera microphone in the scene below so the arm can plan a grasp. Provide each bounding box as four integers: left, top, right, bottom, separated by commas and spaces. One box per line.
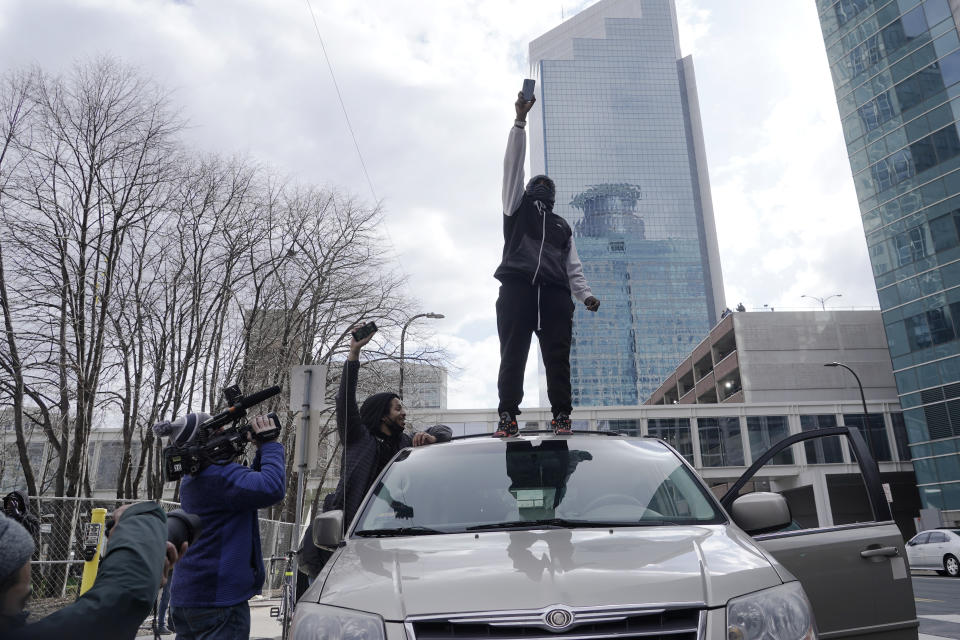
237, 385, 281, 410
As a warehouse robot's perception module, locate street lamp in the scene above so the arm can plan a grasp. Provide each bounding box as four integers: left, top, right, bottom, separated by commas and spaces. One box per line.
399, 312, 444, 400
824, 361, 869, 417
802, 293, 842, 310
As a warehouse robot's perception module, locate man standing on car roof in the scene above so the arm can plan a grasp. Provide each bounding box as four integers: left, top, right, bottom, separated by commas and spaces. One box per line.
494, 91, 600, 438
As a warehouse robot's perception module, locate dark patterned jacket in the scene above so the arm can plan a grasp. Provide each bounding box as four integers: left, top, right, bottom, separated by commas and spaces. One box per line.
322, 360, 452, 529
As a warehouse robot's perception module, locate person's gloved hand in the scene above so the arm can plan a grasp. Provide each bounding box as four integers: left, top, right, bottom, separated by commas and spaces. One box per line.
584, 296, 600, 312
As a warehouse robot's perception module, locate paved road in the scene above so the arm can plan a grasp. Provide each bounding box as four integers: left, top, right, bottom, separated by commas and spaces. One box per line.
914, 573, 960, 639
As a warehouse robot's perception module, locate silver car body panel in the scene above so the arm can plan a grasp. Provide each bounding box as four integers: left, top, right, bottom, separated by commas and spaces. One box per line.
312, 525, 782, 620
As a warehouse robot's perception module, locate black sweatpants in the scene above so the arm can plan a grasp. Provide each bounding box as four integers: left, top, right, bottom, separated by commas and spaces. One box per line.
496, 280, 574, 417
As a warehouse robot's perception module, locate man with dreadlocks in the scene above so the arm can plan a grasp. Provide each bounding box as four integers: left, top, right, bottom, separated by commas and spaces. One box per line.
494, 90, 600, 438
296, 325, 451, 586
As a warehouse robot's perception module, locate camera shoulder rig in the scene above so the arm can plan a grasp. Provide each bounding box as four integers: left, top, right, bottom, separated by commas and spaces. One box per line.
161, 384, 282, 482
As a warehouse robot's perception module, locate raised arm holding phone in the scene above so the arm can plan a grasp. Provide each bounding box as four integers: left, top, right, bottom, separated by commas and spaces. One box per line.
494, 85, 600, 438
296, 322, 452, 585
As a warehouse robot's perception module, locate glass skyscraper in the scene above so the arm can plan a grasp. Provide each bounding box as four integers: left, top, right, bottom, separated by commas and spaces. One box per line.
816, 0, 960, 522
528, 0, 725, 406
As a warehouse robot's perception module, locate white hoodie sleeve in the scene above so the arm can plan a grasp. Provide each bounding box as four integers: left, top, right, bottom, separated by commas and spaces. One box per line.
566, 237, 593, 303
502, 124, 526, 216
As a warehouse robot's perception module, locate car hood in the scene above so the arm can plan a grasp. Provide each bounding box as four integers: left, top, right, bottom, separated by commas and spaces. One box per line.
314, 525, 782, 619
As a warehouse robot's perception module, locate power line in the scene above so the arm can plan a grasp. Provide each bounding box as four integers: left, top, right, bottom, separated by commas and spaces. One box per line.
303, 0, 378, 203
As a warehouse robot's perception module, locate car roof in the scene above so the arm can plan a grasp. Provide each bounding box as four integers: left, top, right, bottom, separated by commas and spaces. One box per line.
449, 430, 652, 442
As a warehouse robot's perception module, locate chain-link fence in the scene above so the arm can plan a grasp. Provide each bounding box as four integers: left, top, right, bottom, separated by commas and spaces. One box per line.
21, 496, 305, 616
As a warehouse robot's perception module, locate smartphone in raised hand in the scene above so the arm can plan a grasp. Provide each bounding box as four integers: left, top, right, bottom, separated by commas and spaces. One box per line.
522, 78, 536, 102
351, 321, 378, 342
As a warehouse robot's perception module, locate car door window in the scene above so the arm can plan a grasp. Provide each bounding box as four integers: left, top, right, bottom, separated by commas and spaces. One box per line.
910, 532, 930, 545
928, 531, 948, 543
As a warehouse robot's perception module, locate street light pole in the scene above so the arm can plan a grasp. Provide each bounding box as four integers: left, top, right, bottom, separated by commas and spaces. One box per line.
399, 312, 444, 400
824, 361, 870, 417
802, 293, 842, 310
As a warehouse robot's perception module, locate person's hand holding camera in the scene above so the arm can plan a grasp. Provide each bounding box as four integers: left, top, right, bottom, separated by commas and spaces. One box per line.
248, 414, 277, 448
162, 540, 188, 587
106, 504, 189, 587
515, 91, 535, 122
584, 296, 600, 312
348, 322, 376, 361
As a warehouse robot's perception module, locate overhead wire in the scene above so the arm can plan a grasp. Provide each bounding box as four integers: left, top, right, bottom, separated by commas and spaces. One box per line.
303, 0, 379, 204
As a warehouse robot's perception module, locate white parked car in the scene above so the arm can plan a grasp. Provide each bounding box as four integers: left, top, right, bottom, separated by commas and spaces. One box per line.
906, 528, 960, 577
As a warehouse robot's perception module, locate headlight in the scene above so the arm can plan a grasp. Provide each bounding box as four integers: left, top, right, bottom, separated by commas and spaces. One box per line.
290, 602, 386, 640
727, 582, 817, 640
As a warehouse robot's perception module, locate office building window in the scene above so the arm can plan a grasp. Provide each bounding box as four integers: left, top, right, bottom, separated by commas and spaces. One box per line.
747, 416, 794, 465
698, 417, 744, 467
843, 413, 893, 462
648, 418, 693, 464
800, 415, 844, 463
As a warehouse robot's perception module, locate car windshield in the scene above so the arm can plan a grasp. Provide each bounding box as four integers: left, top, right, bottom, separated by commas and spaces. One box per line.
353, 437, 724, 535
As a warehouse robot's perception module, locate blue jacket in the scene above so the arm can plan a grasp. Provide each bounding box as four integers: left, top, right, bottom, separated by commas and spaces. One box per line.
171, 441, 285, 607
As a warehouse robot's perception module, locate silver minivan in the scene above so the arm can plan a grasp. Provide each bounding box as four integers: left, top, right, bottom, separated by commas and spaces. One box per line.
293, 426, 918, 639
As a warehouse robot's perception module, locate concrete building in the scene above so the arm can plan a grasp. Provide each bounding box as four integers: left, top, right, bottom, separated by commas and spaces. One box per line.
527, 0, 724, 407
647, 310, 899, 405
396, 362, 448, 410
815, 0, 960, 522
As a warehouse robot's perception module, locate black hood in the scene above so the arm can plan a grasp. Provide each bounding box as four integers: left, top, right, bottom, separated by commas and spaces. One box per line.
360, 392, 402, 435
525, 175, 555, 208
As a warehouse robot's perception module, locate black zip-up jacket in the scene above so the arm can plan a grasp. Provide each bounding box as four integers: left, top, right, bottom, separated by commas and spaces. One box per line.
493, 124, 593, 301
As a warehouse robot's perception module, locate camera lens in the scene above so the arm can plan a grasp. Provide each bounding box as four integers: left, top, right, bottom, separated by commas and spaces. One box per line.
167, 509, 203, 547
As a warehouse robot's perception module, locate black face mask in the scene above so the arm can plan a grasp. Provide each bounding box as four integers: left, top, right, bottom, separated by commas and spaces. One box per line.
525, 183, 555, 208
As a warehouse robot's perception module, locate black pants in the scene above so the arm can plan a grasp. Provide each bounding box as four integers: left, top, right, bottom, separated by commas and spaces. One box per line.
497, 280, 574, 417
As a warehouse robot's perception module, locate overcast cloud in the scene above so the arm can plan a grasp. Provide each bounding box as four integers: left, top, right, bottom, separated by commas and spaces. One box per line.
0, 0, 877, 410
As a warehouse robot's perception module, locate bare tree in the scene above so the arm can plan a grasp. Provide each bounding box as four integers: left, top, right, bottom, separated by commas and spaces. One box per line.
0, 58, 452, 572
0, 69, 39, 501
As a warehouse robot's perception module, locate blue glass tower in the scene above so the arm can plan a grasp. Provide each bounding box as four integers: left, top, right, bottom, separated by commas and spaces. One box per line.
528, 0, 725, 406
816, 0, 960, 521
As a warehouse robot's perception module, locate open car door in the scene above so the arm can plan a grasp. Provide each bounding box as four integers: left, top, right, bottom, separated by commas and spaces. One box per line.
721, 426, 918, 639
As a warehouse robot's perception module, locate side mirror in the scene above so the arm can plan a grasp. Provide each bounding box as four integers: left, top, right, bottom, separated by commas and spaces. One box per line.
731, 492, 792, 535
313, 510, 344, 550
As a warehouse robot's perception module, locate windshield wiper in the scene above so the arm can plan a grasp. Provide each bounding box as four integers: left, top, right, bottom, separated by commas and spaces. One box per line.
466, 518, 629, 531
354, 526, 448, 537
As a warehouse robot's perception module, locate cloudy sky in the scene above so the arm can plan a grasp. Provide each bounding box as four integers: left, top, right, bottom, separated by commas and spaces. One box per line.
0, 0, 875, 410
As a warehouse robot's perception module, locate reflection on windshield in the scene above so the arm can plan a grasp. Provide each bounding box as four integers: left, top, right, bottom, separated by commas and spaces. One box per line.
506, 440, 592, 519
354, 438, 723, 534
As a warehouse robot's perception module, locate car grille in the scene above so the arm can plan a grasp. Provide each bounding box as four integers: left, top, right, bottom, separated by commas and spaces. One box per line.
406, 604, 704, 640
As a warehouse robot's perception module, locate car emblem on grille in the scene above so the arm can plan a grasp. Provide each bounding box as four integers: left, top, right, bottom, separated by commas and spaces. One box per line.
544, 608, 573, 630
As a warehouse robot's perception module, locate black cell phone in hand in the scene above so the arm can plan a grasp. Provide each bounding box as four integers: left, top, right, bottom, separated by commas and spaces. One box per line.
352, 321, 378, 342
522, 78, 536, 102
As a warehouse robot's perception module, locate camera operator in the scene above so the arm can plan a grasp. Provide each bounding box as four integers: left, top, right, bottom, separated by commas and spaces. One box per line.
157, 412, 285, 639
0, 502, 186, 640
297, 324, 452, 584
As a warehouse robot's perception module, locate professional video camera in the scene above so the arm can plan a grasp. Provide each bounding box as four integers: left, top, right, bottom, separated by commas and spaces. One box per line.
160, 384, 283, 482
